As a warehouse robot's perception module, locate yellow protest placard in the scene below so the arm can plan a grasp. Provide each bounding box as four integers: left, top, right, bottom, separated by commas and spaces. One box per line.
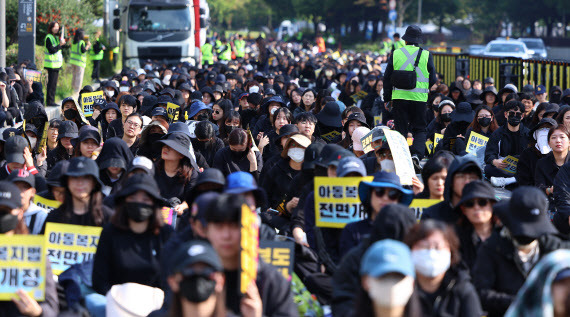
247, 129, 260, 152
434, 133, 443, 149
360, 127, 385, 154
44, 223, 102, 275
426, 140, 434, 155
166, 102, 180, 122
320, 130, 341, 143
33, 195, 61, 211
259, 241, 294, 280
314, 176, 374, 228
384, 129, 414, 185
466, 132, 489, 154
80, 91, 105, 117
409, 199, 440, 220
374, 114, 383, 127
0, 235, 46, 301
240, 204, 259, 294
37, 122, 49, 155
501, 155, 519, 174
407, 137, 414, 146
24, 69, 42, 82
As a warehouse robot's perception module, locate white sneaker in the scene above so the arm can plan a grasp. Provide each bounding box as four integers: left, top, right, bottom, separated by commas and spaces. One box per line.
491, 177, 507, 187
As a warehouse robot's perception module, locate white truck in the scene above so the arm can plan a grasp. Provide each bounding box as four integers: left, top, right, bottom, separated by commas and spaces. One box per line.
107, 0, 210, 68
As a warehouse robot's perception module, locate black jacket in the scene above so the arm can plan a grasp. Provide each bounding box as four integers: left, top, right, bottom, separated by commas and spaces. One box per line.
455, 224, 502, 271
417, 266, 483, 317
46, 145, 71, 172
484, 125, 530, 165
260, 158, 300, 210
426, 118, 447, 142
191, 137, 224, 167
212, 146, 263, 179
106, 118, 124, 139
41, 204, 114, 234
535, 151, 568, 192
472, 232, 570, 317
553, 161, 570, 234
515, 146, 544, 186
95, 137, 134, 188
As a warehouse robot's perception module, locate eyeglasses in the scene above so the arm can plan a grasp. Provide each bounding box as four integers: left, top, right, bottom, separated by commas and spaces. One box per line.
372, 187, 402, 201
463, 198, 491, 208
125, 120, 141, 129
507, 111, 522, 118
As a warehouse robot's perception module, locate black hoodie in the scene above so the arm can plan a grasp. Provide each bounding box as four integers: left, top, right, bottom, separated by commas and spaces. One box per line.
95, 137, 134, 190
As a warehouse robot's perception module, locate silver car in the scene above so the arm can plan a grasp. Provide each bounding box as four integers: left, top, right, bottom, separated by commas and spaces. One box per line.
518, 38, 548, 59
482, 40, 532, 59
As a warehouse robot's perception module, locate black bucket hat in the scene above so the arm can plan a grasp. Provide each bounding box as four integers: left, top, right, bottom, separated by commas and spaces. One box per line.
61, 157, 103, 190
343, 112, 370, 133
71, 128, 101, 148
274, 124, 299, 146
479, 86, 498, 101
543, 103, 560, 116
450, 102, 474, 123
155, 133, 194, 161
114, 173, 163, 202
101, 102, 120, 118
456, 180, 497, 209
467, 89, 483, 106
196, 168, 226, 187
57, 121, 79, 140
529, 118, 557, 137
316, 101, 342, 127
401, 25, 424, 44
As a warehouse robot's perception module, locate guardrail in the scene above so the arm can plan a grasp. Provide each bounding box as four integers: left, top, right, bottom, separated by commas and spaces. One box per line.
432, 52, 570, 92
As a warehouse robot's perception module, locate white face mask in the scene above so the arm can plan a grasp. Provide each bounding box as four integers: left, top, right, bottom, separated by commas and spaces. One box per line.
29, 137, 37, 149
162, 74, 171, 86
380, 159, 395, 173
270, 107, 278, 115
534, 128, 552, 154
366, 275, 414, 308
352, 68, 360, 74
288, 148, 305, 162
362, 69, 369, 76
106, 90, 115, 97
411, 249, 451, 278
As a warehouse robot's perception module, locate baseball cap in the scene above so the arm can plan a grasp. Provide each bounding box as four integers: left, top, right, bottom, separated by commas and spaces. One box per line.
535, 85, 547, 95
360, 239, 415, 278
7, 169, 35, 188
336, 157, 366, 177
0, 181, 22, 210
5, 136, 27, 164
127, 156, 155, 176
170, 240, 223, 276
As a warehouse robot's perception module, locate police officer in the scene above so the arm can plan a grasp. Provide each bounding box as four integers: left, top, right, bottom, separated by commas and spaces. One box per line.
44, 21, 66, 107
383, 25, 436, 163
69, 28, 91, 99
89, 30, 106, 83
234, 34, 245, 59
201, 40, 214, 67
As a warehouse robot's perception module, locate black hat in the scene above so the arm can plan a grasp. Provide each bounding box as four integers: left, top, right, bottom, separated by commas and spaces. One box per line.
196, 168, 225, 187
500, 186, 557, 239
0, 181, 22, 210
370, 126, 387, 143
315, 144, 345, 168
316, 101, 342, 127
190, 90, 202, 101
170, 240, 223, 276
529, 118, 557, 136
451, 102, 474, 123
156, 133, 194, 161
247, 93, 263, 106
47, 161, 69, 188
5, 67, 17, 81
5, 136, 27, 164
7, 169, 35, 188
484, 77, 495, 84
480, 86, 498, 101
274, 124, 299, 146
456, 180, 496, 209
160, 87, 175, 99
275, 75, 285, 83
93, 98, 107, 111
2, 128, 19, 141
58, 121, 79, 140
207, 72, 217, 82
62, 157, 103, 189
127, 156, 156, 176
114, 173, 163, 202
213, 85, 224, 94
71, 128, 101, 148
323, 149, 355, 168
303, 143, 326, 170
401, 25, 424, 44
23, 123, 38, 137
156, 95, 172, 105
343, 112, 370, 132
191, 192, 221, 226
178, 83, 193, 92
467, 89, 483, 106
151, 107, 168, 120
522, 84, 534, 94
543, 103, 560, 116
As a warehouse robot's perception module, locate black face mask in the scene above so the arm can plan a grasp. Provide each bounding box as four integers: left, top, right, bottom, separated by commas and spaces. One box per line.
179, 274, 216, 303
440, 113, 452, 122
196, 113, 209, 121
223, 125, 237, 135
125, 202, 154, 223
64, 109, 78, 120
508, 116, 521, 127
240, 108, 257, 118
456, 121, 470, 134
231, 149, 248, 160
0, 213, 18, 233
551, 93, 561, 104
432, 104, 439, 112
478, 117, 492, 127
147, 133, 163, 144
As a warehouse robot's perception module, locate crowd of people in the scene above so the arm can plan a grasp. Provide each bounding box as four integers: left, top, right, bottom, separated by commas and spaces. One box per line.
1, 24, 570, 317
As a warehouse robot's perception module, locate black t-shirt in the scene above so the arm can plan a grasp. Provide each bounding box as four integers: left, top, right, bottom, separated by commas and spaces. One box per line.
153, 163, 198, 201
40, 204, 114, 233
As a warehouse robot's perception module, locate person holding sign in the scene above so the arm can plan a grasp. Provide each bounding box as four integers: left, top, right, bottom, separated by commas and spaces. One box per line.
426, 99, 454, 143
0, 181, 60, 316
463, 105, 498, 152
439, 102, 473, 154
44, 21, 66, 108
484, 100, 530, 187
204, 194, 296, 316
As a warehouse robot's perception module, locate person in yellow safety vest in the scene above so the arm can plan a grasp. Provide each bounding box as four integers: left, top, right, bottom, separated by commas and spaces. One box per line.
218, 38, 232, 62
89, 30, 106, 83
69, 28, 91, 99
202, 40, 214, 66
112, 46, 119, 67
383, 25, 436, 163
392, 33, 406, 53
234, 34, 245, 59
378, 37, 392, 57
44, 21, 66, 107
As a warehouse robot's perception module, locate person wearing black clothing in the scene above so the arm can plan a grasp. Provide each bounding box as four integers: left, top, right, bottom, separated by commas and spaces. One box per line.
438, 102, 473, 155
421, 156, 482, 224
332, 204, 416, 317
192, 120, 224, 167
212, 128, 263, 179
99, 102, 120, 141
426, 99, 454, 143
252, 96, 285, 139
485, 100, 530, 186
258, 124, 299, 186
41, 157, 113, 233
46, 121, 78, 171
535, 125, 570, 202
138, 119, 169, 161
92, 173, 173, 296
96, 137, 134, 193
516, 118, 556, 187
259, 107, 293, 162
121, 113, 143, 155
472, 187, 570, 317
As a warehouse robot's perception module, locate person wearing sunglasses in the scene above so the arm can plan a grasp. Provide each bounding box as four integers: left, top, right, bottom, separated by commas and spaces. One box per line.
456, 180, 499, 271
484, 100, 530, 187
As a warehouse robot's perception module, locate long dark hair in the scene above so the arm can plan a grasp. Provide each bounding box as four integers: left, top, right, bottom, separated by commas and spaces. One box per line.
468, 105, 499, 133
48, 21, 59, 35
157, 156, 193, 184
73, 29, 84, 44
419, 151, 454, 197
60, 177, 105, 226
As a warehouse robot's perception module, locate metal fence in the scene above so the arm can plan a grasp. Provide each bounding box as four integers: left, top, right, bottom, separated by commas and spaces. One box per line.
432, 52, 570, 92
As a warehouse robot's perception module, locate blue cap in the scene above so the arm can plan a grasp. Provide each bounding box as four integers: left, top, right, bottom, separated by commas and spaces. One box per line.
536, 85, 546, 95
225, 171, 259, 194
358, 171, 414, 206
187, 101, 211, 119
360, 239, 415, 278
337, 157, 366, 177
